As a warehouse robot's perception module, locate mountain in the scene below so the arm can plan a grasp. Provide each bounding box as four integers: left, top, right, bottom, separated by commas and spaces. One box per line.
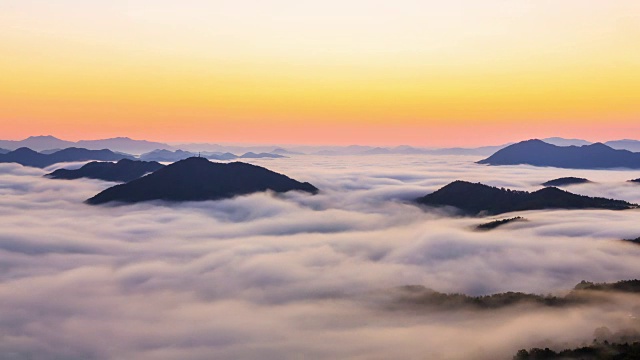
139, 149, 196, 162
605, 139, 640, 152
45, 159, 164, 182
0, 148, 9, 154
239, 152, 285, 159
86, 157, 318, 205
541, 137, 592, 147
272, 148, 304, 155
0, 136, 74, 151
206, 152, 238, 160
478, 139, 640, 169
76, 137, 173, 154
0, 136, 173, 154
630, 178, 640, 184
542, 177, 592, 187
416, 181, 636, 216
0, 147, 135, 168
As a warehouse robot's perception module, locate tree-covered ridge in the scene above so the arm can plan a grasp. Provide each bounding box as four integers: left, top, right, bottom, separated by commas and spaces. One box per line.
513, 341, 640, 360
476, 216, 526, 230
574, 280, 640, 293
416, 181, 637, 216
390, 280, 640, 311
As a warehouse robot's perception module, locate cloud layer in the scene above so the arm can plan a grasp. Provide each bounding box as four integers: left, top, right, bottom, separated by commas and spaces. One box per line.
1, 155, 640, 359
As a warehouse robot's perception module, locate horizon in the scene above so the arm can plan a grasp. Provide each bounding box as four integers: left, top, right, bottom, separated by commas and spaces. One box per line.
1, 133, 638, 149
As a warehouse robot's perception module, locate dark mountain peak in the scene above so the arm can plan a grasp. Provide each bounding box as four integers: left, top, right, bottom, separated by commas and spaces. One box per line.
86, 157, 318, 205
479, 138, 640, 169
417, 181, 636, 216
530, 186, 565, 196
629, 178, 640, 183
521, 139, 548, 145
11, 147, 40, 155
169, 156, 210, 166
585, 142, 610, 149
542, 177, 591, 187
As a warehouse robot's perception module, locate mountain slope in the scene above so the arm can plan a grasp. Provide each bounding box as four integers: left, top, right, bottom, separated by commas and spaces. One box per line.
0, 147, 134, 168
45, 159, 164, 182
86, 157, 318, 205
416, 181, 636, 215
478, 139, 640, 169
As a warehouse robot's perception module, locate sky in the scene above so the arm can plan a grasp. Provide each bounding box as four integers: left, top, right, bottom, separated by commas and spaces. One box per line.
0, 0, 639, 146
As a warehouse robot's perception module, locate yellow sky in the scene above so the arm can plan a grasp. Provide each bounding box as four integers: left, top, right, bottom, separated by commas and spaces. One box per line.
0, 1, 639, 145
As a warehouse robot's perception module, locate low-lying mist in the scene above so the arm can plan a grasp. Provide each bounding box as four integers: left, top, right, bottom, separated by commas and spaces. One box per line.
1, 155, 639, 359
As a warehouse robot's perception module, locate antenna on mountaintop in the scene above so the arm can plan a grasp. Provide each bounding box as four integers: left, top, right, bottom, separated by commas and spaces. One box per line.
198, 152, 201, 158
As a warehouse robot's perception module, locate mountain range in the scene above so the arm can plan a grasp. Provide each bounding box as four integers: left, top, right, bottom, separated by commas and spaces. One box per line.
0, 147, 135, 168
478, 139, 640, 169
416, 181, 636, 216
4, 135, 640, 158
139, 149, 284, 162
0, 136, 172, 154
45, 159, 164, 182
86, 157, 318, 205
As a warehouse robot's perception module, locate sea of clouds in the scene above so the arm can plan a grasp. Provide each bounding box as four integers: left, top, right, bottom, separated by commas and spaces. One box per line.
1, 154, 639, 359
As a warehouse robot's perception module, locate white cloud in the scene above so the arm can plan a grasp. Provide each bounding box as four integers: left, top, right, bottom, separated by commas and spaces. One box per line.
0, 155, 639, 359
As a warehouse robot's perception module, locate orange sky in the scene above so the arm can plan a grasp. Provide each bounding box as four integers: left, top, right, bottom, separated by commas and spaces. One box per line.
1, 1, 639, 146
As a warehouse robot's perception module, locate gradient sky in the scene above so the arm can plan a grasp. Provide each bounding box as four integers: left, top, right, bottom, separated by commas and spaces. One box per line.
1, 0, 639, 146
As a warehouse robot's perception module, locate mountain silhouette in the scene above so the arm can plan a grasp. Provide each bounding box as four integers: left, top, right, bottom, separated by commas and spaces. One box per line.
541, 137, 592, 147
478, 139, 640, 169
139, 149, 196, 162
207, 152, 238, 160
416, 181, 636, 216
0, 147, 134, 168
475, 217, 526, 230
605, 139, 640, 152
86, 157, 318, 205
629, 178, 640, 184
0, 135, 173, 154
0, 135, 75, 152
75, 137, 172, 154
0, 148, 8, 154
239, 152, 285, 159
45, 159, 164, 182
542, 177, 592, 187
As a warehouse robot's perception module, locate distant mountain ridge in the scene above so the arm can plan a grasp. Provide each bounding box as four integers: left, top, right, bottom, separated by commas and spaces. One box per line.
416, 180, 636, 216
478, 139, 640, 169
0, 147, 135, 168
0, 136, 172, 154
46, 159, 164, 182
139, 149, 285, 162
86, 157, 318, 205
